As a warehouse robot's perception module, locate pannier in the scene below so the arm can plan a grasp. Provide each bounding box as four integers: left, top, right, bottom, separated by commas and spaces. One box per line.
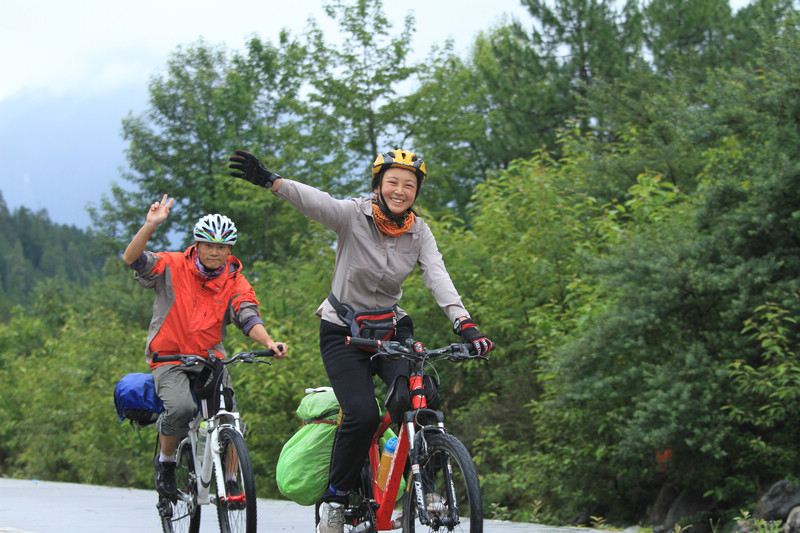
114, 373, 164, 428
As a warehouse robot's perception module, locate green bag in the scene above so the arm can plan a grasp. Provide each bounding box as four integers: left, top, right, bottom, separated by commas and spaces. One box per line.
275, 387, 405, 506
276, 387, 340, 506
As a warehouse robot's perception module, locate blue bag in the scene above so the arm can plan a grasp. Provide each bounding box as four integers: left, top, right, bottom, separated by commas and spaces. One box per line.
114, 373, 164, 427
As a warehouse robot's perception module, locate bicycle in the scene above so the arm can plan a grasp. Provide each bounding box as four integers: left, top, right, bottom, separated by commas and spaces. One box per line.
152, 349, 277, 533
315, 336, 487, 533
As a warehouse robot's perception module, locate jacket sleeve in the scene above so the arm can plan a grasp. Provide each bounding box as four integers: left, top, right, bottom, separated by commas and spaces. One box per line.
272, 178, 355, 233
226, 277, 264, 334
131, 251, 167, 289
417, 224, 470, 322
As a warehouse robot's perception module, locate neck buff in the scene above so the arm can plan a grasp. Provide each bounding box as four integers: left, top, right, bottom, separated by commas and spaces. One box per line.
194, 251, 227, 280
372, 195, 415, 237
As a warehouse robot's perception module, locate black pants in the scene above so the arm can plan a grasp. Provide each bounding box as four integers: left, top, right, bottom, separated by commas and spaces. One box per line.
320, 316, 412, 497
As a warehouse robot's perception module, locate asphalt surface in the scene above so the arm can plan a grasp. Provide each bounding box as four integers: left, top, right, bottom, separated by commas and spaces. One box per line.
0, 478, 598, 533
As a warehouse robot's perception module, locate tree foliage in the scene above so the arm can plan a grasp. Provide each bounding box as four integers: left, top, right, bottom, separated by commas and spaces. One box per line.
303, 0, 416, 192
0, 191, 104, 321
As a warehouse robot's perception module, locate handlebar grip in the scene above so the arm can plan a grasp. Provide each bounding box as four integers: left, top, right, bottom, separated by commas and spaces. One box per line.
249, 349, 277, 358
345, 336, 381, 349
151, 354, 184, 363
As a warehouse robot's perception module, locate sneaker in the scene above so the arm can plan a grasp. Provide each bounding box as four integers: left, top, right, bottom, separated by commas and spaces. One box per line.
425, 492, 446, 513
317, 501, 345, 533
154, 457, 177, 499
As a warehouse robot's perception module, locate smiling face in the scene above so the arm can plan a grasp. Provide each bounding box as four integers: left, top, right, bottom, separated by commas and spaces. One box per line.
374, 167, 418, 215
196, 241, 232, 270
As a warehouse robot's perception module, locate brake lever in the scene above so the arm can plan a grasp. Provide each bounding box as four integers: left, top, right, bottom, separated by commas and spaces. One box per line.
446, 344, 485, 361
184, 355, 202, 365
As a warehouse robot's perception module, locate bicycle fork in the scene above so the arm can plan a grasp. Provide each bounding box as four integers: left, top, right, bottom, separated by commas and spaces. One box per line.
406, 411, 460, 528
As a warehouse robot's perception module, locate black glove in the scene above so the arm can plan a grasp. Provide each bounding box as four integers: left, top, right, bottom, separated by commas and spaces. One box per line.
228, 150, 282, 189
454, 318, 494, 356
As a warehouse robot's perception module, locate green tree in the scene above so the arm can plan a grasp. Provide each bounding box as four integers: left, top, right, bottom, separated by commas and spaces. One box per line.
89, 35, 310, 266
472, 24, 570, 162
523, 13, 800, 523
0, 192, 103, 311
397, 45, 495, 221
728, 0, 798, 68
520, 0, 640, 130
642, 0, 734, 81
302, 0, 416, 195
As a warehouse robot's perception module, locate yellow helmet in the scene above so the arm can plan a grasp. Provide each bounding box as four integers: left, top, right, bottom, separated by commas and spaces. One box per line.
371, 149, 426, 191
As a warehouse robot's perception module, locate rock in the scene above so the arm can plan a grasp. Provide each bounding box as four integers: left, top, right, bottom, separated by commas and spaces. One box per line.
649, 482, 681, 528
756, 480, 800, 521
782, 506, 800, 533
653, 487, 714, 533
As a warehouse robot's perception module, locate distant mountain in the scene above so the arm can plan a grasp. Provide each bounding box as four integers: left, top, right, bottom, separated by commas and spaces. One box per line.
0, 84, 148, 229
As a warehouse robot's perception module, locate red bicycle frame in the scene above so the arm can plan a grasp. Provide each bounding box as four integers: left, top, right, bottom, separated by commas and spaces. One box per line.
367, 373, 429, 529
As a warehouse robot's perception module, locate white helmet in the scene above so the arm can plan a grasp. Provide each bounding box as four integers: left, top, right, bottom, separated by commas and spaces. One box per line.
193, 214, 238, 245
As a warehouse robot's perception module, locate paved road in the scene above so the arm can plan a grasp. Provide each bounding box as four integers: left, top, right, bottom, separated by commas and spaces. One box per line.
0, 478, 595, 533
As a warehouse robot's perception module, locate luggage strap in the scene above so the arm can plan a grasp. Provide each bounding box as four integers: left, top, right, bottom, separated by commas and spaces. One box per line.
303, 408, 342, 426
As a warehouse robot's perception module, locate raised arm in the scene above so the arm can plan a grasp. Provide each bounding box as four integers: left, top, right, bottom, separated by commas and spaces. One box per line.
123, 194, 174, 264
229, 150, 353, 232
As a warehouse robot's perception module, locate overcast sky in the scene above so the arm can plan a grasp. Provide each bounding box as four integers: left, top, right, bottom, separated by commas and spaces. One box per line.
0, 0, 534, 101
0, 0, 752, 229
0, 0, 534, 228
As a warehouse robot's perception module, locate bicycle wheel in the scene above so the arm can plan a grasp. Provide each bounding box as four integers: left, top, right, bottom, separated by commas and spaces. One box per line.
159, 440, 201, 533
402, 432, 482, 533
216, 427, 257, 533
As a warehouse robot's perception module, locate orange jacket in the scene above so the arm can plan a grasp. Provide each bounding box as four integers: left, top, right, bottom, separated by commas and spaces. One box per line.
132, 246, 262, 369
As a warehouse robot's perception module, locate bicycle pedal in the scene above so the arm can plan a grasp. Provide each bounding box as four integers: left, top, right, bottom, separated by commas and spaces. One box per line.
156, 500, 173, 519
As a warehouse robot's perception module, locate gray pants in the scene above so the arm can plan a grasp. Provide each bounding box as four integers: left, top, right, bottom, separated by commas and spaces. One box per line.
152, 363, 234, 437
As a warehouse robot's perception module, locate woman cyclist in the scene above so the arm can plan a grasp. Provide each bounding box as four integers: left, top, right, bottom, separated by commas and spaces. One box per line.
228, 149, 493, 533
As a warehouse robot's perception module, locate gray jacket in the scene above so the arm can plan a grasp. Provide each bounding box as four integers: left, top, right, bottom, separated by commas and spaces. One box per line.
273, 178, 469, 326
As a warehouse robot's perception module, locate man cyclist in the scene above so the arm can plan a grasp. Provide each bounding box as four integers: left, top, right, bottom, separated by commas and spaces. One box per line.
123, 194, 288, 498
228, 149, 493, 533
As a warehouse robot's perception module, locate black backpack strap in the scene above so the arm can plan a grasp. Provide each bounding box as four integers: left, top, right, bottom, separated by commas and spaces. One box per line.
327, 293, 355, 325
328, 293, 400, 320
193, 357, 224, 400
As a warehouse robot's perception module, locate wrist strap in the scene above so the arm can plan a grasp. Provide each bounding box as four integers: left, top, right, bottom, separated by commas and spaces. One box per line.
453, 317, 473, 335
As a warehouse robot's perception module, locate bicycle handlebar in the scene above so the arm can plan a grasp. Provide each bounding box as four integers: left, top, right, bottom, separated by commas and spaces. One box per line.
345, 337, 487, 363
152, 346, 281, 366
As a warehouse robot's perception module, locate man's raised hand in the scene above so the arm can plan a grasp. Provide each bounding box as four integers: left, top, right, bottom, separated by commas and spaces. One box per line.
146, 194, 174, 225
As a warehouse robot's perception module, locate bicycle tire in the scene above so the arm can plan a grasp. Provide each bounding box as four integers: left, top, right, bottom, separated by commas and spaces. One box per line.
216, 427, 257, 533
159, 440, 201, 533
402, 432, 483, 533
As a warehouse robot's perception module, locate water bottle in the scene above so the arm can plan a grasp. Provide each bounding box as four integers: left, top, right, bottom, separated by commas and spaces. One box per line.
376, 437, 398, 490
196, 420, 208, 459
